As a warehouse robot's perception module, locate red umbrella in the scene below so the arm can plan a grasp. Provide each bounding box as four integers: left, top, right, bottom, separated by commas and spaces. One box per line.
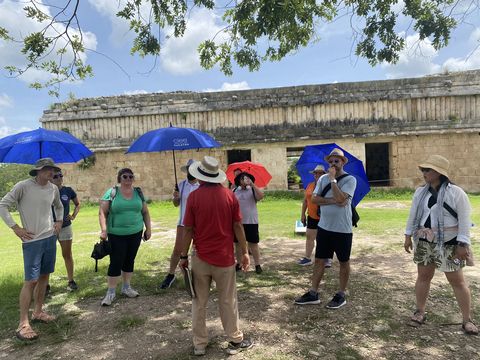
226, 161, 272, 188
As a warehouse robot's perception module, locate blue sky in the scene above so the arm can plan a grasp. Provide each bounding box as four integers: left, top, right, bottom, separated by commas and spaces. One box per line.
0, 0, 479, 137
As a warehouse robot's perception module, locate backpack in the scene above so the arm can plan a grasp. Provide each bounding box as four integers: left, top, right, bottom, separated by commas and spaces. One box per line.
109, 186, 145, 202
318, 174, 360, 227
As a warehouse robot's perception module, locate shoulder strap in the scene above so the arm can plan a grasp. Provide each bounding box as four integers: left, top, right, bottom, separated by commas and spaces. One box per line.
252, 187, 257, 202
320, 174, 351, 197
109, 186, 117, 202
134, 187, 145, 202
427, 187, 457, 219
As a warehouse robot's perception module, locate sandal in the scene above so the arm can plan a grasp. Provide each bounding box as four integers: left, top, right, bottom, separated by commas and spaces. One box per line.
15, 325, 38, 341
31, 312, 56, 323
408, 310, 426, 328
462, 320, 479, 335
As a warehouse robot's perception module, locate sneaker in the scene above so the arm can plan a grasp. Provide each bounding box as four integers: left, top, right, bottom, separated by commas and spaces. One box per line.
226, 339, 254, 355
255, 265, 263, 274
193, 347, 206, 356
160, 274, 176, 289
326, 292, 346, 309
67, 280, 78, 291
297, 257, 313, 266
121, 286, 139, 298
101, 292, 116, 306
294, 291, 320, 305
324, 258, 332, 268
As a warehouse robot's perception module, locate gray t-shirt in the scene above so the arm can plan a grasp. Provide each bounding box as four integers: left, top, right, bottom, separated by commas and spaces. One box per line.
313, 173, 357, 234
0, 178, 63, 242
234, 187, 258, 224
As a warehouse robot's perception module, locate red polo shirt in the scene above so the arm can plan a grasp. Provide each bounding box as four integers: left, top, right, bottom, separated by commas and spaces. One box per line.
183, 183, 242, 267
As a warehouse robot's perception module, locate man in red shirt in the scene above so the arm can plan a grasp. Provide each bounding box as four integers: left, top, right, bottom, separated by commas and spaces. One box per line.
179, 156, 254, 356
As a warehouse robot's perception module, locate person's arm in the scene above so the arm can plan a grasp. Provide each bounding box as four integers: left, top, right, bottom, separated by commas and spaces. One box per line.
99, 201, 110, 240
69, 197, 81, 221
172, 189, 180, 207
404, 187, 423, 253
141, 202, 152, 241
52, 186, 63, 234
178, 226, 194, 269
233, 221, 250, 271
251, 183, 264, 201
301, 197, 308, 224
453, 187, 472, 260
0, 184, 34, 241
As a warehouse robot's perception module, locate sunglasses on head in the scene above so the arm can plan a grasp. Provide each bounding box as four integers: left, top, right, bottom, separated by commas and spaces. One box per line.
420, 168, 432, 173
121, 174, 134, 180
53, 174, 63, 179
328, 159, 341, 164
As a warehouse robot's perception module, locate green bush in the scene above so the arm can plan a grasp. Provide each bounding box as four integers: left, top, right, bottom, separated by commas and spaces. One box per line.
0, 164, 30, 199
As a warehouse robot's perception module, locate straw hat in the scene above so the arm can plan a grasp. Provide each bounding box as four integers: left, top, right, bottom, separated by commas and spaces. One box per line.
309, 164, 326, 174
188, 156, 226, 183
29, 158, 61, 176
180, 159, 195, 173
418, 155, 450, 178
324, 148, 348, 164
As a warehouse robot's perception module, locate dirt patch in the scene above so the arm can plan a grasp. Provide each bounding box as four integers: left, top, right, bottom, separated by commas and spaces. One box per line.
1, 232, 479, 359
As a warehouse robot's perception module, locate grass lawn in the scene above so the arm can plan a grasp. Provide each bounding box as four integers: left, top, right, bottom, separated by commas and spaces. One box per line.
0, 189, 479, 351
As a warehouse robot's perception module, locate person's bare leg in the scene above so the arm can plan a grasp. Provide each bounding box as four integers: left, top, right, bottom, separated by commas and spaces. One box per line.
33, 274, 50, 316
311, 258, 326, 292
59, 240, 74, 281
249, 243, 261, 266
305, 229, 316, 259
414, 264, 436, 316
445, 269, 472, 323
19, 280, 36, 328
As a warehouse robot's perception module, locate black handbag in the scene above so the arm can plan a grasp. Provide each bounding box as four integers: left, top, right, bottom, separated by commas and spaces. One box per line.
91, 239, 112, 272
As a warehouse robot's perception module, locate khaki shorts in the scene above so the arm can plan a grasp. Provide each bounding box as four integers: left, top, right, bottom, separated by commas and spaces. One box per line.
413, 240, 464, 272
57, 225, 73, 241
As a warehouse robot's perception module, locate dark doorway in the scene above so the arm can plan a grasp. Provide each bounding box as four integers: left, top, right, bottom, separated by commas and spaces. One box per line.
227, 149, 251, 164
366, 143, 390, 186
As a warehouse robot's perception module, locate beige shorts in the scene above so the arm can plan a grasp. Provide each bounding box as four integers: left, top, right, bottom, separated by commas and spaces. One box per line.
413, 240, 464, 272
57, 225, 73, 241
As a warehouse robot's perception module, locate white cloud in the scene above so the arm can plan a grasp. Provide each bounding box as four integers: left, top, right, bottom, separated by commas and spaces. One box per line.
160, 9, 226, 75
123, 89, 149, 95
0, 0, 97, 84
0, 94, 13, 108
441, 28, 480, 72
203, 81, 251, 92
0, 117, 31, 137
381, 33, 441, 79
88, 0, 132, 46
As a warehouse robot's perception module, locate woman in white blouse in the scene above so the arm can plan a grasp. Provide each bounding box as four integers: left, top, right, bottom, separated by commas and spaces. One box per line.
404, 154, 477, 335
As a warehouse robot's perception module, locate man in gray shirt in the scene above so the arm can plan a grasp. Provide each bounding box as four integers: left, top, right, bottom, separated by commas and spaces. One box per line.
294, 148, 356, 309
0, 158, 63, 341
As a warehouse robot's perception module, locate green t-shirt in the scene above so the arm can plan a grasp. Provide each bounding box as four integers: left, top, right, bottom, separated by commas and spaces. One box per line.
102, 187, 144, 236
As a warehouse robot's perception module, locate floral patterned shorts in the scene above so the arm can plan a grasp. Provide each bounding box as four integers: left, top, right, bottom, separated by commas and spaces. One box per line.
413, 240, 465, 272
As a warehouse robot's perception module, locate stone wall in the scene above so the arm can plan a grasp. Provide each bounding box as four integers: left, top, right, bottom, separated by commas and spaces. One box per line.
40, 71, 480, 200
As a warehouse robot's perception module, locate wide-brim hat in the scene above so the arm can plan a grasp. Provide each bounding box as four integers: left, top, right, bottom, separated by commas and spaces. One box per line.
29, 158, 61, 176
234, 172, 256, 187
180, 159, 195, 173
310, 164, 326, 174
188, 156, 226, 184
324, 148, 348, 164
418, 155, 449, 178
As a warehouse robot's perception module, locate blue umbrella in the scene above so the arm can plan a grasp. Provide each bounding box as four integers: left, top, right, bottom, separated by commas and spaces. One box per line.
0, 127, 94, 164
126, 124, 221, 188
296, 143, 370, 206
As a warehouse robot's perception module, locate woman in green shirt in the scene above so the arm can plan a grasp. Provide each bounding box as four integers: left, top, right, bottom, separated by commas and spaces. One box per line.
99, 168, 152, 306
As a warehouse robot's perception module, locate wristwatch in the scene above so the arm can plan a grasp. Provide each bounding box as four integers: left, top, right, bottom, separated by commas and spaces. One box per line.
330, 179, 337, 184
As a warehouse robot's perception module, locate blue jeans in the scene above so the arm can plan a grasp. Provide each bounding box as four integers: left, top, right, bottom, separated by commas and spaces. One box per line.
22, 235, 57, 281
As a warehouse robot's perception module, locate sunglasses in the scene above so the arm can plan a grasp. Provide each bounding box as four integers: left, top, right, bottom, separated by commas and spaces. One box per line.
328, 159, 341, 164
121, 174, 134, 180
53, 174, 63, 179
420, 168, 432, 173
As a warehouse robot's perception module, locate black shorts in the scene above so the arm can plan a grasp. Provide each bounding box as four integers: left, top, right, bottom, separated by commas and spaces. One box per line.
306, 216, 319, 230
315, 227, 352, 262
243, 224, 260, 244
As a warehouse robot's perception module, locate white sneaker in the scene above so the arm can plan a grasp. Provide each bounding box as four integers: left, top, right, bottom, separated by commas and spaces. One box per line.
121, 286, 139, 298
101, 292, 116, 306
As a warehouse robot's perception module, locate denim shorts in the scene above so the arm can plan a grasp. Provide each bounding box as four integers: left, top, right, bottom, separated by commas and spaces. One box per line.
22, 235, 57, 281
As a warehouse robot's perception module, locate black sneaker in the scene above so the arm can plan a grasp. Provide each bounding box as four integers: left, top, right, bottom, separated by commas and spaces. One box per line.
160, 273, 176, 289
67, 280, 78, 291
325, 292, 346, 309
294, 291, 320, 305
255, 265, 263, 274
226, 339, 254, 355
